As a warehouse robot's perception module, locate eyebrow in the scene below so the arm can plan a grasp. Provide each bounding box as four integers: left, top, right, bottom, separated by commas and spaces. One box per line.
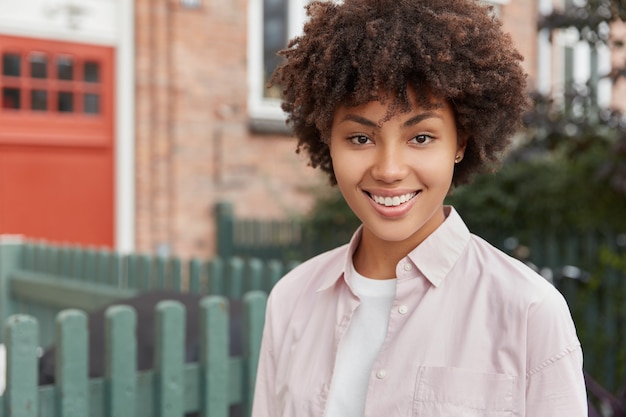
340, 111, 442, 128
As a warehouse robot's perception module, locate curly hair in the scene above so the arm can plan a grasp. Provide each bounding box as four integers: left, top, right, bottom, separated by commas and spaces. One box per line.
269, 0, 530, 186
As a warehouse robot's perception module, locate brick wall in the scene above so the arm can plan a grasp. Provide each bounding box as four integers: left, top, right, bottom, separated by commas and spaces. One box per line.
500, 1, 539, 88
134, 0, 324, 259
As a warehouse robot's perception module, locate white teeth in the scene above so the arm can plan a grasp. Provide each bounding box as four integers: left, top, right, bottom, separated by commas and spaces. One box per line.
371, 192, 417, 207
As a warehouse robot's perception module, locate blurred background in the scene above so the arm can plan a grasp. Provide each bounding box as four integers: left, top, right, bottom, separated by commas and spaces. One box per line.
0, 0, 623, 259
0, 0, 625, 412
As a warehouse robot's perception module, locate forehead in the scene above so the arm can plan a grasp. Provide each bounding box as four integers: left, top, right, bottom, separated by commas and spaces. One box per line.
333, 90, 452, 126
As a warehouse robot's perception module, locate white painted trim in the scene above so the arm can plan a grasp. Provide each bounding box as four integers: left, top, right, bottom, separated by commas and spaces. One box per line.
247, 0, 308, 123
0, 0, 118, 46
114, 0, 135, 254
247, 0, 265, 119
0, 26, 116, 46
596, 41, 612, 108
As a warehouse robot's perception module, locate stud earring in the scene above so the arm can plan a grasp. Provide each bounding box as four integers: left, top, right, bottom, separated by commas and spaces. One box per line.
454, 155, 463, 163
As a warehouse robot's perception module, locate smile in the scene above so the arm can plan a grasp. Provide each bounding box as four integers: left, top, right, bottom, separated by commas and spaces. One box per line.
370, 192, 418, 207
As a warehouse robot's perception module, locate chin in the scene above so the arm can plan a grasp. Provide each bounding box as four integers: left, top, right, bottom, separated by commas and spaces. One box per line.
365, 223, 424, 244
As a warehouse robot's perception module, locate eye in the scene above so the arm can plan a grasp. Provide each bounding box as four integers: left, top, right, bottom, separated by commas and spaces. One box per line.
349, 135, 372, 145
411, 134, 434, 145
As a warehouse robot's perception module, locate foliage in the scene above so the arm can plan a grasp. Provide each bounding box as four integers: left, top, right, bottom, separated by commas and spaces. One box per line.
445, 125, 626, 243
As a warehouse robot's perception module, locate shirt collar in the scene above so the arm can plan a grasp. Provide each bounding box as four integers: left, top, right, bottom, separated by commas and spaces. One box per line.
316, 227, 363, 292
315, 206, 471, 291
407, 206, 470, 287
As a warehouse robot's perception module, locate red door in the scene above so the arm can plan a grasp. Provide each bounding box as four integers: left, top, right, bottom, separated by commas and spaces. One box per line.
0, 35, 115, 247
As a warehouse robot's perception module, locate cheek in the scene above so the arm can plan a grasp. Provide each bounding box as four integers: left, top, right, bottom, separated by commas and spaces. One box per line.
413, 158, 456, 184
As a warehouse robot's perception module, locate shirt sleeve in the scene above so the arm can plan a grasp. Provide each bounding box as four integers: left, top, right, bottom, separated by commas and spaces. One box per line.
525, 287, 588, 416
251, 294, 278, 417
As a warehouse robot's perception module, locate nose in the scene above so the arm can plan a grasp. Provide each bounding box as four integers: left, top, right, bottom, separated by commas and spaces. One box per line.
370, 143, 409, 183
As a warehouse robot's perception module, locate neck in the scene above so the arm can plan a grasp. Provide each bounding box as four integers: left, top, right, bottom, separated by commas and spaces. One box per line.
353, 207, 447, 279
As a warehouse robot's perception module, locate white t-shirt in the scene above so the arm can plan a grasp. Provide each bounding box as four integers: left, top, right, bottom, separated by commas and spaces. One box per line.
325, 265, 397, 417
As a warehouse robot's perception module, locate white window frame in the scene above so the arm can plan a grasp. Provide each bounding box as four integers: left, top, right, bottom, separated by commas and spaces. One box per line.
247, 0, 308, 130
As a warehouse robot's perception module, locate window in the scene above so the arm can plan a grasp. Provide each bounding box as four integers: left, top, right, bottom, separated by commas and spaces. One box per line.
0, 50, 103, 115
248, 0, 309, 129
538, 0, 612, 108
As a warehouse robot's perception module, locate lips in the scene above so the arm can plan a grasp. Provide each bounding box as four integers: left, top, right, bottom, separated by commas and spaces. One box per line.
369, 192, 418, 207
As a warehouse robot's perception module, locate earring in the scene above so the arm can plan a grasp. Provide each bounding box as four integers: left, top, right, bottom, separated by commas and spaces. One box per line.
454, 155, 463, 163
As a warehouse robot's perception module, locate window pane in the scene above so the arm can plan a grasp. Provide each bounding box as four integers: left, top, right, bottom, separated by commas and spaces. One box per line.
2, 88, 21, 109
84, 93, 100, 114
84, 61, 100, 82
2, 53, 21, 77
263, 0, 288, 98
57, 56, 74, 80
31, 90, 48, 111
58, 91, 74, 112
30, 53, 48, 79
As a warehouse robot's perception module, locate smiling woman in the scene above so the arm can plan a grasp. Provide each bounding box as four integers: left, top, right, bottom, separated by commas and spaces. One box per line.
251, 1, 588, 416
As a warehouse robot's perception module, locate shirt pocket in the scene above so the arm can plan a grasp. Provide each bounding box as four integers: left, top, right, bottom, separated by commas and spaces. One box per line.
413, 366, 517, 417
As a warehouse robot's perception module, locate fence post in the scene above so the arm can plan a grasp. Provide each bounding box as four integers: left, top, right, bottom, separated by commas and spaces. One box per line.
199, 296, 229, 417
105, 305, 137, 417
207, 258, 225, 296
215, 202, 234, 259
4, 314, 38, 417
55, 310, 89, 417
243, 291, 268, 416
188, 258, 204, 294
155, 301, 185, 417
227, 258, 245, 299
0, 236, 23, 344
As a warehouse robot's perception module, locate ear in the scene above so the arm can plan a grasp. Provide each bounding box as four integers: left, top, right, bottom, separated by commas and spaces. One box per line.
456, 134, 468, 156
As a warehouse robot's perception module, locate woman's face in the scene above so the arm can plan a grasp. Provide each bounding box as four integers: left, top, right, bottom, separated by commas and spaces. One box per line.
329, 91, 465, 248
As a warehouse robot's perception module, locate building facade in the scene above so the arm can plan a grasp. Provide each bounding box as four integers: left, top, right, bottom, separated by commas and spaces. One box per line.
0, 0, 620, 259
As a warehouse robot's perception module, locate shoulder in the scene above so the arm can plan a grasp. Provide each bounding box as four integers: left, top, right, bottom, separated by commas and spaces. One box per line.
464, 234, 558, 304
464, 234, 580, 359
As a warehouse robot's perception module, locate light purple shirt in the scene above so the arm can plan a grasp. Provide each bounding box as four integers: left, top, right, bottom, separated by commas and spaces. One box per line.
252, 207, 587, 417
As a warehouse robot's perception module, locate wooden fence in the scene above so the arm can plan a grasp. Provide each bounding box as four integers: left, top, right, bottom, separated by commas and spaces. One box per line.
0, 294, 266, 417
0, 236, 292, 416
215, 202, 353, 262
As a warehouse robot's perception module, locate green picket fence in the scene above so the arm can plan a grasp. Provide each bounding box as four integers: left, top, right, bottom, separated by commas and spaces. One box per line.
215, 201, 354, 262
0, 237, 296, 348
0, 236, 284, 416
0, 292, 267, 417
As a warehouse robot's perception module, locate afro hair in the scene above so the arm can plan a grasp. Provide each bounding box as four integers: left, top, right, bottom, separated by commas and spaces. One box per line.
269, 0, 530, 186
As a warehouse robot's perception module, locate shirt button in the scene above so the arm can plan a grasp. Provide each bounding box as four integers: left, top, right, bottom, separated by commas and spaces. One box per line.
403, 263, 412, 271
398, 305, 408, 314
376, 369, 387, 379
